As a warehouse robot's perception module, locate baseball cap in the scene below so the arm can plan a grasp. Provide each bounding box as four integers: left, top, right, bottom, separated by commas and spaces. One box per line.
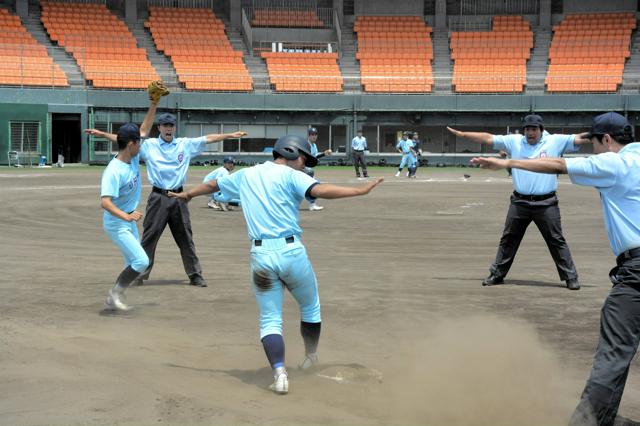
308, 127, 318, 135
117, 122, 140, 142
403, 131, 411, 135
522, 114, 544, 129
587, 112, 634, 140
223, 156, 235, 164
158, 113, 176, 125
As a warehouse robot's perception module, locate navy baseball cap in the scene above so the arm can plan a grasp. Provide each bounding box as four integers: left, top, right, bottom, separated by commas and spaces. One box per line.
117, 122, 140, 141
308, 127, 318, 135
522, 114, 544, 129
158, 113, 176, 125
223, 156, 235, 164
587, 112, 633, 139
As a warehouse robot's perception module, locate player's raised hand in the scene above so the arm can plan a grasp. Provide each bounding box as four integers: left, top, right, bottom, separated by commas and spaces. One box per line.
323, 149, 332, 156
84, 128, 103, 136
128, 211, 143, 222
470, 157, 507, 170
231, 131, 247, 138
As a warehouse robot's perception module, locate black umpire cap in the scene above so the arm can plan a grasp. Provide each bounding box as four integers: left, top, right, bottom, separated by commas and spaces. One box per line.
522, 114, 544, 129
308, 127, 318, 135
117, 123, 140, 142
158, 113, 177, 125
587, 112, 634, 141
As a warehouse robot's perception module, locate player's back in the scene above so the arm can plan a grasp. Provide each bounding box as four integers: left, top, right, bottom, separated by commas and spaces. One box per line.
218, 161, 315, 240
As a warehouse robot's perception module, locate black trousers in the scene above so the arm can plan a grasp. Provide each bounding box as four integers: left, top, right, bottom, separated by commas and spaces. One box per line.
569, 256, 640, 426
489, 194, 578, 281
353, 151, 368, 176
139, 191, 203, 280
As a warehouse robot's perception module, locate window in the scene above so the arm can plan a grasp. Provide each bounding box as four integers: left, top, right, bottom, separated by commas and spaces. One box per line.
10, 121, 39, 152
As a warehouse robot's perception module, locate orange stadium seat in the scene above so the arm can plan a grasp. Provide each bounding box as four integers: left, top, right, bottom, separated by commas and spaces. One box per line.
450, 15, 531, 93
261, 51, 343, 93
146, 6, 252, 92
0, 7, 68, 87
354, 16, 433, 93
546, 12, 635, 92
40, 0, 158, 88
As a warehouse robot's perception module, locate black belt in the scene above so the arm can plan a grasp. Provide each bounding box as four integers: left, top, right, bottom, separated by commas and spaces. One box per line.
254, 236, 294, 247
153, 186, 183, 195
513, 191, 556, 201
353, 150, 365, 152
616, 247, 640, 265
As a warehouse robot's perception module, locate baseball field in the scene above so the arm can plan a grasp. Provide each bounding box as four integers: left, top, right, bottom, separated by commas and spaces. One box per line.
1, 165, 638, 425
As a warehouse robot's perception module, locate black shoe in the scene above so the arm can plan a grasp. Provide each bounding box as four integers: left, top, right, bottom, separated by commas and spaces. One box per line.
482, 274, 504, 286
189, 276, 208, 287
566, 278, 581, 290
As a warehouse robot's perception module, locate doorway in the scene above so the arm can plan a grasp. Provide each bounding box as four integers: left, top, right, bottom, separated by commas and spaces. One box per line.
52, 113, 81, 164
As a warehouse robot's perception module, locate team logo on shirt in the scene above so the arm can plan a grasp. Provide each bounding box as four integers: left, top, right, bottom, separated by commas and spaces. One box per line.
178, 152, 184, 163
128, 175, 139, 190
540, 151, 548, 158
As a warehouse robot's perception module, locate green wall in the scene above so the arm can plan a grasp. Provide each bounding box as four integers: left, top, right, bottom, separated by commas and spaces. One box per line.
0, 103, 49, 165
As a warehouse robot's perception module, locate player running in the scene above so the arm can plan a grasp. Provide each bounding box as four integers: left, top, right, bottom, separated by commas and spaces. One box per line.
169, 135, 383, 395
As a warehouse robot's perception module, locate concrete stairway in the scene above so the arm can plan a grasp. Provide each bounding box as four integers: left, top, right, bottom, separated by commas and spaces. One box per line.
124, 16, 180, 89
21, 8, 85, 87
526, 26, 551, 94
431, 29, 453, 94
621, 28, 640, 93
338, 19, 361, 93
221, 17, 270, 91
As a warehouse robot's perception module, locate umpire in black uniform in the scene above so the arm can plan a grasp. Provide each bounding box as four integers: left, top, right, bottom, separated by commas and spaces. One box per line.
448, 115, 590, 290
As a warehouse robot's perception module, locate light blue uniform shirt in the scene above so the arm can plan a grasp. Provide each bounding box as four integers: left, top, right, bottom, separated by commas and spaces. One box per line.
310, 142, 319, 157
139, 136, 206, 189
565, 143, 640, 256
493, 131, 577, 195
217, 161, 318, 240
202, 166, 229, 183
100, 154, 141, 221
396, 139, 413, 153
352, 136, 367, 151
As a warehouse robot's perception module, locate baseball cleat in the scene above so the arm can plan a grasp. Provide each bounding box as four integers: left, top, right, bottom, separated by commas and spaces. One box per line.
309, 204, 324, 211
105, 288, 130, 311
298, 353, 319, 371
566, 279, 581, 290
189, 276, 208, 287
394, 171, 400, 177
269, 367, 288, 395
207, 200, 221, 210
219, 202, 229, 212
482, 274, 504, 286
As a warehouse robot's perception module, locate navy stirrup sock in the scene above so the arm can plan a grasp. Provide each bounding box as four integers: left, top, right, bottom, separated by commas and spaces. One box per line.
300, 321, 321, 355
261, 334, 285, 369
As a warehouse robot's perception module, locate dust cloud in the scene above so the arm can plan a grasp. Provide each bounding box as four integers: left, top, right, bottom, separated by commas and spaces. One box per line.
379, 315, 577, 425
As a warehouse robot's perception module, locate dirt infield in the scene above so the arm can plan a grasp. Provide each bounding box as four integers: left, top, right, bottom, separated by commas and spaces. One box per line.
1, 165, 638, 425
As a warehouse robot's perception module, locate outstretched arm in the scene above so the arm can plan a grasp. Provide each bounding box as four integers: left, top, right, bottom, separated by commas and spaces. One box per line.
85, 128, 116, 142
471, 157, 567, 174
447, 126, 494, 145
573, 132, 591, 145
168, 181, 219, 202
310, 177, 383, 199
205, 132, 247, 144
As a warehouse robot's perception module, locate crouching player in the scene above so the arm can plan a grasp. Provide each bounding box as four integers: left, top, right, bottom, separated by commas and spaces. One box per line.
203, 156, 241, 211
100, 123, 149, 311
170, 135, 383, 394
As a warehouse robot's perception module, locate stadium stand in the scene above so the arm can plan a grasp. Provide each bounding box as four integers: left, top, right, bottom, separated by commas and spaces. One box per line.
251, 8, 324, 28
354, 16, 433, 93
546, 12, 636, 92
261, 51, 342, 92
450, 15, 532, 93
40, 0, 158, 89
0, 7, 67, 87
146, 6, 252, 92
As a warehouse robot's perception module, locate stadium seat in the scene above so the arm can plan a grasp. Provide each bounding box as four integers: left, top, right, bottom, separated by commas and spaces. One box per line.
261, 51, 343, 93
450, 15, 531, 93
40, 0, 157, 88
146, 6, 252, 92
354, 16, 433, 93
0, 7, 68, 87
546, 12, 635, 92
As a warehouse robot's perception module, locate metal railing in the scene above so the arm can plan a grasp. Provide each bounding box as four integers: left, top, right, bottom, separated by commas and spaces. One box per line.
242, 8, 254, 56
458, 0, 539, 15
147, 0, 213, 8
243, 7, 334, 29
253, 40, 338, 54
46, 0, 106, 3
334, 8, 342, 53
448, 16, 492, 32
0, 43, 69, 89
